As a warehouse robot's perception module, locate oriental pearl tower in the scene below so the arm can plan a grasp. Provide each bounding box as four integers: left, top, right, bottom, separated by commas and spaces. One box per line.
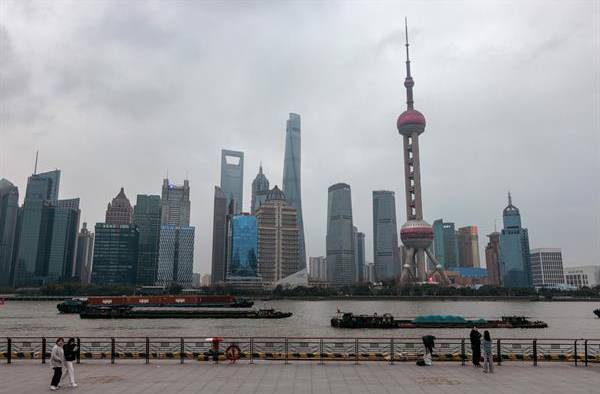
397, 19, 447, 286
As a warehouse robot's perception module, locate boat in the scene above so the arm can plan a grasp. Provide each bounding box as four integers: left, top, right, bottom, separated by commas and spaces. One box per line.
331, 312, 548, 329
594, 309, 600, 318
57, 295, 253, 313
80, 306, 292, 319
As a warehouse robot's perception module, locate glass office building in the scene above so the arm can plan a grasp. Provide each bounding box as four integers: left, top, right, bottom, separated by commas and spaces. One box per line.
372, 190, 400, 282
432, 219, 459, 269
326, 183, 355, 287
133, 194, 162, 285
499, 194, 532, 288
91, 223, 139, 286
227, 215, 258, 278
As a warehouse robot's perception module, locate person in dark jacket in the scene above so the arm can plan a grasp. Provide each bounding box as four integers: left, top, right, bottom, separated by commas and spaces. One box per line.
470, 327, 482, 367
62, 338, 78, 387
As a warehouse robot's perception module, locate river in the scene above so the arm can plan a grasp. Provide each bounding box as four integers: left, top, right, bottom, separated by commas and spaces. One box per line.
0, 300, 598, 338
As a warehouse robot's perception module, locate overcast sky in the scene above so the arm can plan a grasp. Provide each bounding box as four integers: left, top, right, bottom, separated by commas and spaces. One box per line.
1, 1, 598, 275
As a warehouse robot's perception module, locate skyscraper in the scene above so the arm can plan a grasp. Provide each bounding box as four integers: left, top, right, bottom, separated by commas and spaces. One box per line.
256, 186, 299, 287
46, 198, 80, 281
226, 214, 261, 288
0, 179, 19, 286
160, 179, 190, 227
353, 226, 365, 282
221, 149, 244, 214
283, 113, 306, 271
530, 248, 565, 288
156, 225, 195, 288
396, 20, 447, 285
133, 195, 162, 285
309, 256, 327, 282
372, 190, 400, 282
456, 226, 480, 268
74, 222, 94, 283
326, 183, 355, 287
251, 165, 270, 215
499, 193, 532, 288
432, 219, 459, 269
91, 223, 139, 286
485, 231, 501, 286
210, 186, 228, 286
24, 169, 60, 201
105, 188, 133, 226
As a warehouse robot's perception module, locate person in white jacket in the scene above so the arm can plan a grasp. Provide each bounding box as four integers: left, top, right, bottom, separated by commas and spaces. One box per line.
50, 338, 65, 391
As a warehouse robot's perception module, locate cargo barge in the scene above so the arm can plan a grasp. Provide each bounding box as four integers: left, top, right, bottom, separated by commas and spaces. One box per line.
80, 306, 292, 319
58, 295, 253, 313
331, 312, 548, 329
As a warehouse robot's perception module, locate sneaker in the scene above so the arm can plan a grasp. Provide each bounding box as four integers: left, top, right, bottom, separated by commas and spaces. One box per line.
71, 383, 78, 388
50, 386, 58, 391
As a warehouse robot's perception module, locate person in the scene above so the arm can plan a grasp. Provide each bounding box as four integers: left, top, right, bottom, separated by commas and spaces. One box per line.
469, 326, 482, 367
482, 330, 494, 373
421, 335, 436, 366
50, 337, 65, 391
62, 338, 78, 387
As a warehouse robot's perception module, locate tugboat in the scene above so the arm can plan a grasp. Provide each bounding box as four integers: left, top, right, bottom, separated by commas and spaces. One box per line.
57, 298, 85, 313
80, 306, 292, 319
594, 309, 600, 318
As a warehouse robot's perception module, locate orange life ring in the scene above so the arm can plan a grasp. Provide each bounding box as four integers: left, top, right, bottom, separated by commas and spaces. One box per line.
226, 344, 241, 363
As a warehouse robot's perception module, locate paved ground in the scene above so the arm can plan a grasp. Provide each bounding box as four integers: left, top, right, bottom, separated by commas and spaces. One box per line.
0, 361, 598, 394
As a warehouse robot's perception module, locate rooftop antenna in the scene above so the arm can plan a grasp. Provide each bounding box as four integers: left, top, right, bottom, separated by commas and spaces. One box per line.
404, 17, 414, 110
34, 151, 39, 175
185, 169, 189, 180
494, 219, 497, 232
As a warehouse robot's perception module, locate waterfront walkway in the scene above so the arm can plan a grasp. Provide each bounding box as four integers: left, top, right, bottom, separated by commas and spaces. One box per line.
1, 362, 599, 394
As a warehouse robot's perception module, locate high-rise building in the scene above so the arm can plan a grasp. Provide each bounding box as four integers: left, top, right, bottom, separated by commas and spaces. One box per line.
226, 214, 261, 288
283, 113, 306, 271
105, 187, 133, 226
91, 223, 139, 286
74, 222, 94, 283
156, 225, 194, 288
24, 170, 60, 201
432, 219, 459, 269
485, 231, 501, 286
309, 256, 327, 282
372, 190, 400, 282
530, 248, 565, 288
457, 226, 480, 268
326, 183, 355, 287
363, 262, 375, 283
251, 165, 270, 215
0, 179, 19, 286
256, 186, 299, 287
133, 195, 162, 286
564, 266, 600, 288
46, 198, 80, 281
221, 149, 244, 214
396, 21, 447, 285
499, 193, 532, 288
353, 226, 365, 282
160, 179, 190, 227
210, 186, 228, 286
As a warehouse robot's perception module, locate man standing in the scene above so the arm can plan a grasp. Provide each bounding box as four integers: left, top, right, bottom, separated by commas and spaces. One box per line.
470, 327, 482, 367
50, 338, 65, 391
62, 338, 78, 387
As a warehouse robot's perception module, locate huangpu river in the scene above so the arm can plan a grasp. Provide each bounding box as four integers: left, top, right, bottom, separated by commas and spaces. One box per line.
0, 300, 598, 338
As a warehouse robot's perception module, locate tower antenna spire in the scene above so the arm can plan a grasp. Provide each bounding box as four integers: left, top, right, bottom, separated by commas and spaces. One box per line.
34, 150, 39, 175
403, 17, 414, 110
508, 191, 512, 206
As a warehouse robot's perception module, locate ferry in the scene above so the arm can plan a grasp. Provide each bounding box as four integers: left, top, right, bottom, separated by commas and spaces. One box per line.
79, 306, 292, 319
331, 312, 548, 329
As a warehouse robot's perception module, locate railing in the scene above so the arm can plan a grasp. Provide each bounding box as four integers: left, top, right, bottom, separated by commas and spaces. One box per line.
1, 337, 599, 366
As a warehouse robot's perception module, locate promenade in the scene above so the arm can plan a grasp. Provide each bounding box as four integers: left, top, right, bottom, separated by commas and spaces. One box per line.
1, 362, 598, 394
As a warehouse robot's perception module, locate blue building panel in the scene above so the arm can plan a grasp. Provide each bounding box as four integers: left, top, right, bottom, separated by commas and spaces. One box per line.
229, 215, 258, 277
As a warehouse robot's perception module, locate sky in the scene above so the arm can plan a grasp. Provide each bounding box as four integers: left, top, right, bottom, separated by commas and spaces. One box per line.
1, 1, 599, 275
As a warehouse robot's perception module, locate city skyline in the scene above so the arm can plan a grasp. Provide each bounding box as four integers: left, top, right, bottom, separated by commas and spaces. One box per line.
2, 2, 598, 275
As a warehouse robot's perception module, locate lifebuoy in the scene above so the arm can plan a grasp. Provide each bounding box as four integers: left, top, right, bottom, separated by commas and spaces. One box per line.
226, 344, 241, 363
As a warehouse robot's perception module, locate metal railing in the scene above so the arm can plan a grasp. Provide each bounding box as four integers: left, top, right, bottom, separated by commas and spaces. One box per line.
1, 336, 599, 366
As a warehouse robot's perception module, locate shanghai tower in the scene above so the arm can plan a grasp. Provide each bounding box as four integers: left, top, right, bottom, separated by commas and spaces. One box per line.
283, 113, 306, 270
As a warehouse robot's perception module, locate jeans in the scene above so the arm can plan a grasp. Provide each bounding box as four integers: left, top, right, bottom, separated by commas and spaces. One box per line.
483, 352, 494, 373
51, 367, 62, 387
62, 361, 76, 385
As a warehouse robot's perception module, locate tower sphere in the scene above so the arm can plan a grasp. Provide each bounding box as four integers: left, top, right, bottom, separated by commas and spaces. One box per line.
400, 219, 433, 249
397, 109, 426, 137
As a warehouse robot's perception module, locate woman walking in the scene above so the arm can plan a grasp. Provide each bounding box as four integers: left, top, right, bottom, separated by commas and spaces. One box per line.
62, 338, 78, 387
49, 337, 64, 391
482, 330, 494, 373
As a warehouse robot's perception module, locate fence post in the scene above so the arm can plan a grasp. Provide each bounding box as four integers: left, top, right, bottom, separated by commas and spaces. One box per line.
574, 340, 578, 366
497, 339, 502, 366
7, 338, 11, 364
180, 338, 184, 364
533, 339, 537, 366
584, 340, 588, 367
250, 338, 254, 364
76, 338, 81, 364
285, 337, 289, 365
41, 337, 46, 364
145, 337, 149, 364
355, 338, 359, 365
111, 337, 115, 364
319, 338, 324, 365
461, 338, 465, 366
390, 338, 394, 365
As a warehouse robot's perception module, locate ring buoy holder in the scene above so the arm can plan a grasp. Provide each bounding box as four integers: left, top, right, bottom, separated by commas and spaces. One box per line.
226, 344, 241, 363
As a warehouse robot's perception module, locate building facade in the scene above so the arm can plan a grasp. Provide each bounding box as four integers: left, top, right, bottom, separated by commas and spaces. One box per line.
457, 225, 480, 268
256, 186, 299, 287
221, 149, 244, 214
251, 165, 270, 215
91, 223, 139, 286
363, 262, 375, 283
432, 219, 458, 269
564, 265, 600, 288
133, 195, 162, 286
530, 248, 565, 288
282, 113, 306, 271
226, 214, 261, 288
74, 222, 94, 283
372, 190, 399, 282
326, 183, 355, 287
46, 198, 80, 281
499, 193, 532, 288
354, 226, 365, 282
156, 225, 194, 288
485, 231, 501, 286
0, 179, 19, 286
160, 179, 190, 227
210, 186, 228, 286
309, 256, 327, 282
105, 188, 133, 226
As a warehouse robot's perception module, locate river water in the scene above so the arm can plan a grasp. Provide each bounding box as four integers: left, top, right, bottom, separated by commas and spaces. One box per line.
0, 300, 598, 339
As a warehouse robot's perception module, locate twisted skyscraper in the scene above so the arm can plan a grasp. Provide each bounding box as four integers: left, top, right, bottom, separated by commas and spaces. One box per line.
283, 113, 306, 270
